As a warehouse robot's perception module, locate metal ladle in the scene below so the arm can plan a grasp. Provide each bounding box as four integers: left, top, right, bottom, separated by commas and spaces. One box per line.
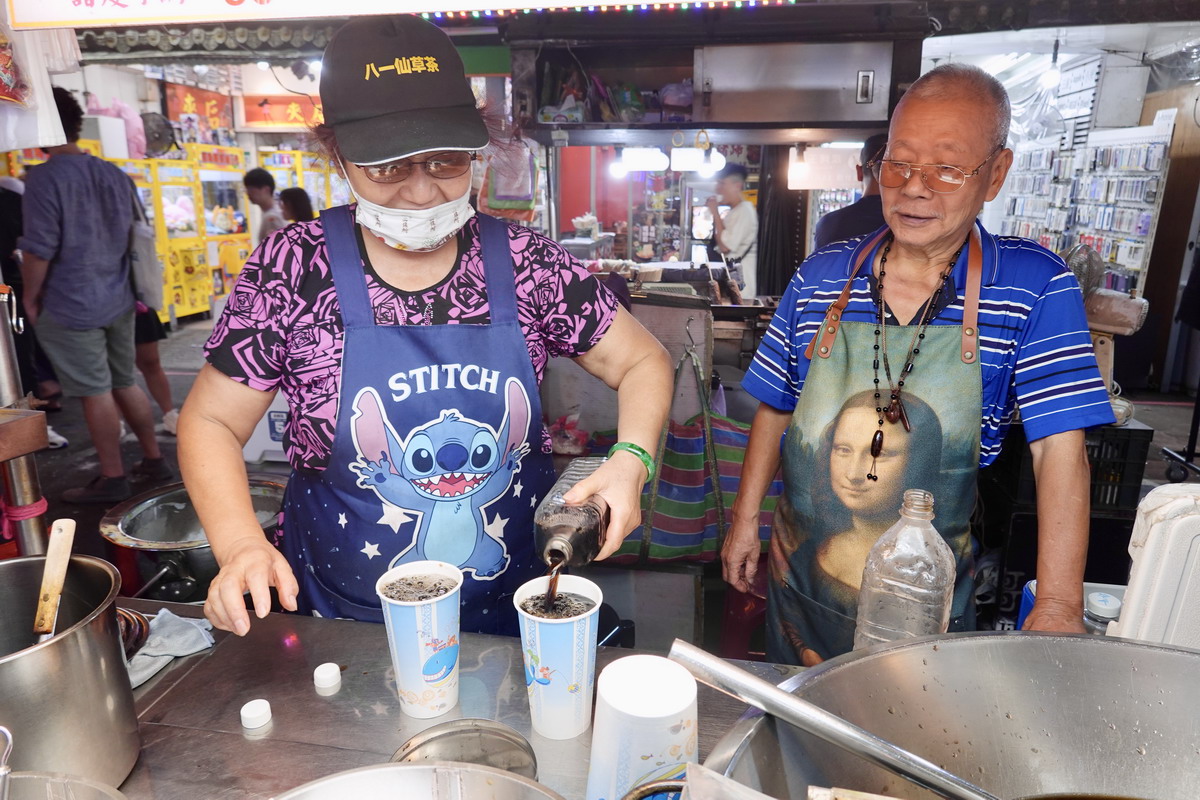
668, 639, 1001, 800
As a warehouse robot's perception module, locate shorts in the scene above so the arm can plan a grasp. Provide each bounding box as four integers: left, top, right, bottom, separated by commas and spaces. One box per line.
134, 308, 167, 345
34, 309, 137, 397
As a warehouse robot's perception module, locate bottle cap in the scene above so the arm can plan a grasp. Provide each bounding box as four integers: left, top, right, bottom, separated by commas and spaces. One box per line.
313, 662, 342, 689
1086, 591, 1123, 620
240, 698, 272, 729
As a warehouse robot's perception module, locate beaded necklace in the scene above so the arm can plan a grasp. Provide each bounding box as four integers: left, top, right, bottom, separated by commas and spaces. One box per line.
867, 236, 967, 481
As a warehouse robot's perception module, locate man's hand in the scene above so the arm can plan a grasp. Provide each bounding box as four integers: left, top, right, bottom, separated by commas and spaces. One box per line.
1022, 596, 1086, 633
705, 196, 719, 214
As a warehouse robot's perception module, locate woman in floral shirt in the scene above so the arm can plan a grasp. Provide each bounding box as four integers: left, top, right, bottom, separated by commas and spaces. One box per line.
179, 15, 671, 638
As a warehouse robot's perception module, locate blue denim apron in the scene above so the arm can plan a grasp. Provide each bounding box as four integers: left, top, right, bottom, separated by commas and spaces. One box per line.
280, 207, 555, 636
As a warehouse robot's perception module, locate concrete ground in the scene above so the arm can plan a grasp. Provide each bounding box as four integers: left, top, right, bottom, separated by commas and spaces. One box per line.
16, 316, 1200, 650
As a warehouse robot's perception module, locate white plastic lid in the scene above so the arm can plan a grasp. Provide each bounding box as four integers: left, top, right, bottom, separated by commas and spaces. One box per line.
240, 698, 272, 729
1086, 591, 1123, 620
313, 662, 342, 689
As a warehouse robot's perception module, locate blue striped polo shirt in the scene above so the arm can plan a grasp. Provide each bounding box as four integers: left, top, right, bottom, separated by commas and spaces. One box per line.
743, 221, 1116, 467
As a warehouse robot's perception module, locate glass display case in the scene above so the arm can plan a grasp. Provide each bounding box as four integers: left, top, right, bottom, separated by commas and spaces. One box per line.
153, 158, 209, 319
185, 144, 252, 299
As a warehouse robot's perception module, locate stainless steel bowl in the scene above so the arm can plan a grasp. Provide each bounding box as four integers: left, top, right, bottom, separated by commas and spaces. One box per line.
99, 474, 285, 600
705, 633, 1200, 800
392, 718, 538, 780
273, 761, 567, 799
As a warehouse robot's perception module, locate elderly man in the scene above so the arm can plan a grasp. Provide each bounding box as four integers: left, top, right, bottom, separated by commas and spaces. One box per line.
722, 63, 1114, 666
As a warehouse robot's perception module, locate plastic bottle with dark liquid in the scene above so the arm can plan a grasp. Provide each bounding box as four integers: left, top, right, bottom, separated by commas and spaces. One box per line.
534, 457, 611, 568
534, 457, 610, 608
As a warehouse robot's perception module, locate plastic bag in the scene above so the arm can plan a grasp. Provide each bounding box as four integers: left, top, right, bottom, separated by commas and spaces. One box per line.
87, 94, 148, 159
0, 23, 31, 107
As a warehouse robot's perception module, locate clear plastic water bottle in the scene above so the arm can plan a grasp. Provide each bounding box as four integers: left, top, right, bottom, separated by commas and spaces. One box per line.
1083, 591, 1122, 635
853, 489, 956, 650
534, 457, 610, 568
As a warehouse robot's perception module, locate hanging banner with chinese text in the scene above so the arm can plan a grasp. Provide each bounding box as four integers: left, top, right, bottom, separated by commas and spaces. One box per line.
164, 83, 235, 146
236, 94, 324, 132
8, 0, 571, 30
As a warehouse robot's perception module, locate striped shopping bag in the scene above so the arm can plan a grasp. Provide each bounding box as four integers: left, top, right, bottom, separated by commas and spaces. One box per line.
592, 413, 782, 565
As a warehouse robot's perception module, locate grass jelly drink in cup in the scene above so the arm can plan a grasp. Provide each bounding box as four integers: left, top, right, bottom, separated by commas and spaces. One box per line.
375, 560, 463, 719
513, 574, 603, 739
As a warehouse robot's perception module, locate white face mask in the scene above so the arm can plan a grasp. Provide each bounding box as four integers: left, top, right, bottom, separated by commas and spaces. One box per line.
348, 180, 475, 252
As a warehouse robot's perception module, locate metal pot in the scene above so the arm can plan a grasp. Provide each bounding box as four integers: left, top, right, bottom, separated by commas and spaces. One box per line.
99, 474, 286, 601
273, 761, 568, 799
705, 633, 1200, 800
0, 555, 140, 786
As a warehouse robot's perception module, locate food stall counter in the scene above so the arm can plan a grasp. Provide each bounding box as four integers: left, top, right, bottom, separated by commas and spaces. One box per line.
120, 598, 799, 800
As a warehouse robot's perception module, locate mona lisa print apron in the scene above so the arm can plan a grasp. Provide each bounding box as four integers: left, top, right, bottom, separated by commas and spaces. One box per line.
280, 207, 555, 636
767, 229, 983, 665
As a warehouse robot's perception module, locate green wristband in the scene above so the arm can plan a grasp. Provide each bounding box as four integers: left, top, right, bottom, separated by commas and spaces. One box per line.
608, 441, 655, 483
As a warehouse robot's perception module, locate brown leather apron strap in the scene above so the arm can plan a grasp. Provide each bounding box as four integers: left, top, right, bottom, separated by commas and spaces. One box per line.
804, 229, 889, 361
960, 228, 983, 364
804, 227, 986, 363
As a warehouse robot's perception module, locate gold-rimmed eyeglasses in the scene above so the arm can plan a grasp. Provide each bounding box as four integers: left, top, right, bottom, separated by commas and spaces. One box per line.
868, 145, 1005, 194
358, 151, 479, 184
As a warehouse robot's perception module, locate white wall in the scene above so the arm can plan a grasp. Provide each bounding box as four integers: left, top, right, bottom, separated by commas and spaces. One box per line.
52, 65, 158, 115
238, 62, 319, 98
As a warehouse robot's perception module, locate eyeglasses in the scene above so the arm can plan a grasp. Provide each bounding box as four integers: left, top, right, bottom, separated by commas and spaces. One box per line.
868, 145, 1004, 194
358, 151, 478, 184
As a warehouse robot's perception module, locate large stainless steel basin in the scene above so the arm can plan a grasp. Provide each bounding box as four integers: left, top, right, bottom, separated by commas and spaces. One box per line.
705, 633, 1200, 799
273, 762, 567, 799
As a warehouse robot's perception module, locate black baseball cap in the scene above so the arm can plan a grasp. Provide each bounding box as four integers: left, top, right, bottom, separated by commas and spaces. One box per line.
319, 15, 489, 165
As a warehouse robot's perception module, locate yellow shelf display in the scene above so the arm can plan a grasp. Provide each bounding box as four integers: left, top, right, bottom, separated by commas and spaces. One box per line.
3, 139, 102, 176
260, 149, 302, 190
184, 143, 252, 296
154, 158, 209, 319
301, 152, 330, 212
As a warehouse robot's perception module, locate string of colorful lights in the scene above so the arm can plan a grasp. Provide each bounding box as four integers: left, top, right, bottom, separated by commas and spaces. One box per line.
421, 0, 798, 20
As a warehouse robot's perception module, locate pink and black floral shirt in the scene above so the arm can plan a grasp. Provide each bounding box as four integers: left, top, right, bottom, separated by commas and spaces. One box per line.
205, 215, 619, 472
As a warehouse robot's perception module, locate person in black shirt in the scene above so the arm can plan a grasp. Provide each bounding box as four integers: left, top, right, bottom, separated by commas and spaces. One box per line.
813, 133, 888, 250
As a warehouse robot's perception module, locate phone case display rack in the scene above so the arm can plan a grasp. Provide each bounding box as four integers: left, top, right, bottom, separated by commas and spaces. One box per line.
807, 188, 858, 253
1001, 123, 1171, 297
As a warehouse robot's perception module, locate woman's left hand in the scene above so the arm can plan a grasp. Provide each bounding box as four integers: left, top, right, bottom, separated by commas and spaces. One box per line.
562, 450, 648, 561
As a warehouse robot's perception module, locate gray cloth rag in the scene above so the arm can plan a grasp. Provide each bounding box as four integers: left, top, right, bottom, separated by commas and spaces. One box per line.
126, 608, 215, 688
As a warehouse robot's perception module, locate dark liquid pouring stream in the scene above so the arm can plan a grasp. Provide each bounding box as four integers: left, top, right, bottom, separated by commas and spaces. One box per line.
543, 555, 564, 612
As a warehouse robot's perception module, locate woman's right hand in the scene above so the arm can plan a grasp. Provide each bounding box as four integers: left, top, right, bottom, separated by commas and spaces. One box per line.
721, 513, 762, 595
204, 535, 299, 636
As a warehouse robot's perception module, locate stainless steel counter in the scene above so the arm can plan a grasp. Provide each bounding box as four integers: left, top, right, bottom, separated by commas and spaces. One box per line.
119, 599, 799, 799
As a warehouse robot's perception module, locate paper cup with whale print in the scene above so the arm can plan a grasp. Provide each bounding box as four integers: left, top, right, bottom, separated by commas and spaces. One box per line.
584, 654, 698, 800
376, 560, 463, 719
514, 574, 603, 739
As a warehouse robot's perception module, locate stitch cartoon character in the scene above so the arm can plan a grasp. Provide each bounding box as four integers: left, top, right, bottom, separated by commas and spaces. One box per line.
349, 378, 530, 578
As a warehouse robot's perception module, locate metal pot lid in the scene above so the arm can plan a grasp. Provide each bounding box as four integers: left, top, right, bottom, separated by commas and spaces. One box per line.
99, 474, 286, 552
391, 719, 538, 780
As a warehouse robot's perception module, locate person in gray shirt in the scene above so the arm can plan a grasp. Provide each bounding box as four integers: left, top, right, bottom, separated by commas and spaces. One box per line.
19, 86, 170, 504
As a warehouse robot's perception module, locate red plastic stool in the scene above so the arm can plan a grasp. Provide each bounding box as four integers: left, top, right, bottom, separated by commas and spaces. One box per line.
717, 554, 769, 661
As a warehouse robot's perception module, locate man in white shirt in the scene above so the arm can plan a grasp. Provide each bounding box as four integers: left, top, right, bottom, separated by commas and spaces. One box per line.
707, 163, 758, 298
244, 167, 287, 245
